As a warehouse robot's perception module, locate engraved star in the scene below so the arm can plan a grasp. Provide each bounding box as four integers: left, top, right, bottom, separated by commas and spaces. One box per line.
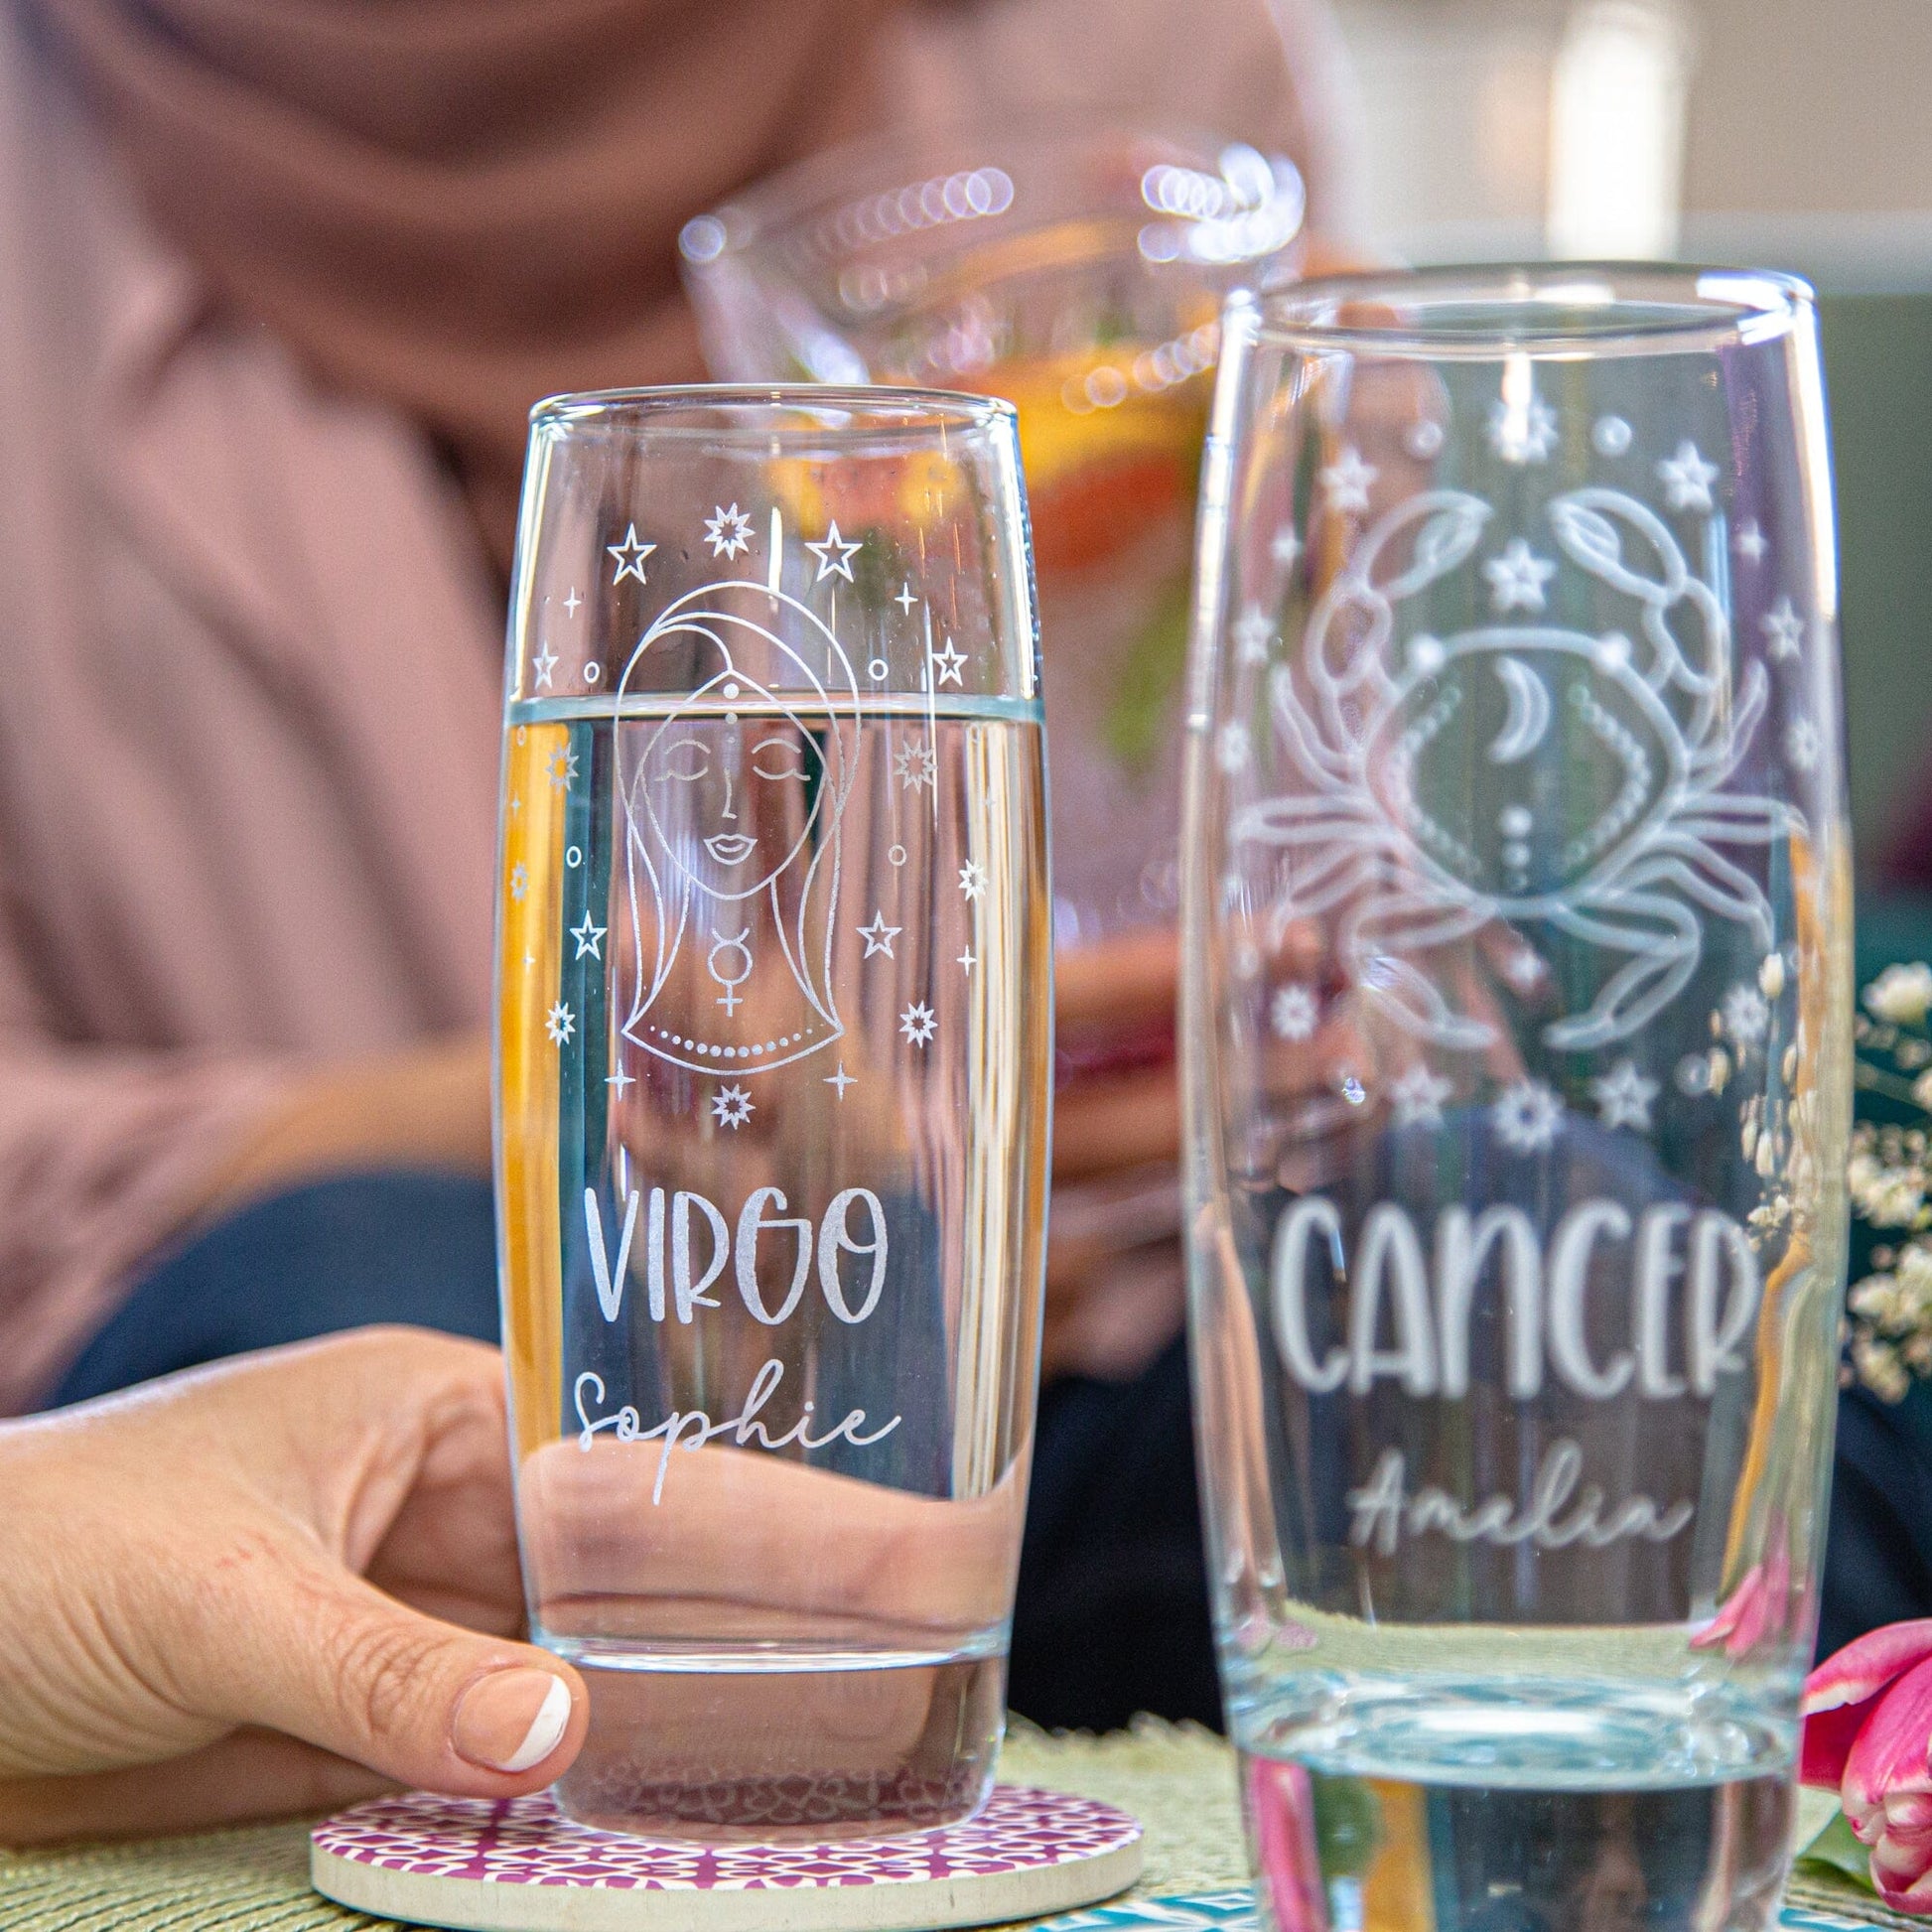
1485, 392, 1558, 465
1492, 1078, 1563, 1154
1318, 445, 1376, 515
607, 1064, 636, 1094
563, 587, 583, 616
1732, 519, 1767, 564
806, 520, 863, 582
1761, 596, 1804, 660
1503, 948, 1545, 992
825, 1063, 855, 1099
899, 1001, 936, 1046
894, 741, 937, 792
531, 646, 558, 690
509, 794, 522, 817
1271, 984, 1317, 1040
704, 502, 754, 559
957, 946, 977, 973
710, 1083, 754, 1129
896, 582, 919, 615
548, 745, 579, 792
1785, 718, 1821, 772
571, 912, 606, 960
1232, 605, 1275, 666
1215, 722, 1252, 773
1482, 538, 1557, 614
930, 638, 968, 687
1656, 440, 1721, 514
858, 910, 901, 958
509, 862, 528, 901
1390, 1064, 1452, 1128
607, 524, 655, 585
1270, 526, 1303, 570
1589, 1058, 1659, 1132
545, 999, 576, 1046
958, 859, 988, 901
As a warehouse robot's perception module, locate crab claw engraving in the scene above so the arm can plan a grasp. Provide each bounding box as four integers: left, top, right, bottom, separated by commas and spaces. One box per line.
1239, 476, 1795, 1056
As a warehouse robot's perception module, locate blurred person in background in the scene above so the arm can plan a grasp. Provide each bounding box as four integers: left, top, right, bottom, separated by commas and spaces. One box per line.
0, 0, 1354, 1730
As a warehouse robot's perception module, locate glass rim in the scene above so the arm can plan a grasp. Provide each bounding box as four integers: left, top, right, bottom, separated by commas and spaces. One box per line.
1243, 262, 1817, 358
678, 110, 1297, 261
527, 381, 1018, 438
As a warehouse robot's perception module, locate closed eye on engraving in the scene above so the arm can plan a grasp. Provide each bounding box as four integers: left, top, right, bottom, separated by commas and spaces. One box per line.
658, 737, 709, 780
752, 737, 807, 780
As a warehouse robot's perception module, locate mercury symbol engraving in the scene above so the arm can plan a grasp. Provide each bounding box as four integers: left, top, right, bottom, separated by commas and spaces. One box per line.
707, 927, 754, 1013
616, 579, 860, 1074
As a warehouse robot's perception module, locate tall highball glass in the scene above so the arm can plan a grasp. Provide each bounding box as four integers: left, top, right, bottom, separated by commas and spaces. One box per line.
1181, 268, 1851, 1932
496, 387, 1049, 1839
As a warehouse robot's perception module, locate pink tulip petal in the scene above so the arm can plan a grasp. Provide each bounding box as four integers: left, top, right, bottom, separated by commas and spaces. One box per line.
1807, 1621, 1932, 1715
1693, 1564, 1759, 1650
1845, 1656, 1932, 1814
1891, 1792, 1932, 1833
1802, 1696, 1873, 1787
1875, 1838, 1927, 1880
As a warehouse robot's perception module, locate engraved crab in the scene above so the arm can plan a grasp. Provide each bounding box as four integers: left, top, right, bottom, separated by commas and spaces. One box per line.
1236, 485, 1784, 1050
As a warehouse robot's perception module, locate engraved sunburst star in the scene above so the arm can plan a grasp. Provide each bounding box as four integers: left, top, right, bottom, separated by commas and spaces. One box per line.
894, 741, 937, 793
710, 1084, 754, 1129
899, 1002, 936, 1047
545, 999, 575, 1046
1492, 1078, 1563, 1153
704, 502, 755, 560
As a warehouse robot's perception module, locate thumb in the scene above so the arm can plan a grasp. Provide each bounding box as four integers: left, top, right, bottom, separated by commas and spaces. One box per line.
196, 1554, 586, 1797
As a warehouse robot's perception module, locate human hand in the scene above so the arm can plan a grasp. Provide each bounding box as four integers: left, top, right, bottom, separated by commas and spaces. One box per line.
1047, 928, 1183, 1381
0, 1328, 585, 1843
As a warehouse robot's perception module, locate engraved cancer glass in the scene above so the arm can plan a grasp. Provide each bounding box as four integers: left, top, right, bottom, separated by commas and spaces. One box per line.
1180, 268, 1852, 1932
496, 386, 1049, 1840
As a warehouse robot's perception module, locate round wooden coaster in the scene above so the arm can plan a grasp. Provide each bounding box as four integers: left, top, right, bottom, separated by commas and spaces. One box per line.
310, 1783, 1143, 1932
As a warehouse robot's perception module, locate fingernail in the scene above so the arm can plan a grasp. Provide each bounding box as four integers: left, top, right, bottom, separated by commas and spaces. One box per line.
453, 1669, 573, 1774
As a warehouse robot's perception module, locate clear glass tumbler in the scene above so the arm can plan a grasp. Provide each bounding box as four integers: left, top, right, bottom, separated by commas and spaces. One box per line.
1181, 267, 1852, 1932
496, 386, 1049, 1840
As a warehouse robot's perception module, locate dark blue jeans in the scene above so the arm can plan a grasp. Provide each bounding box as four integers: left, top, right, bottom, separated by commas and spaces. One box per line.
50, 1173, 499, 1404
45, 1170, 1221, 1733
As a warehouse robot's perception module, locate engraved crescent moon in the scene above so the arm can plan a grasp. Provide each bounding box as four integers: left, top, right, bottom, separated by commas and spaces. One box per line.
1488, 654, 1552, 763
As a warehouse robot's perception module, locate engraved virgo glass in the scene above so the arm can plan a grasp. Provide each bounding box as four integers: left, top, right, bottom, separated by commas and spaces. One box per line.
1180, 268, 1852, 1932
497, 387, 1049, 1840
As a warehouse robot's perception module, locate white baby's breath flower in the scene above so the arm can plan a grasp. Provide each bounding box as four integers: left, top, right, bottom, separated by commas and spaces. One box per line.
1866, 962, 1932, 1027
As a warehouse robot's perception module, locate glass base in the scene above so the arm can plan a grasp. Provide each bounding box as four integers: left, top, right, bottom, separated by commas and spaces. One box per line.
541, 1637, 1007, 1843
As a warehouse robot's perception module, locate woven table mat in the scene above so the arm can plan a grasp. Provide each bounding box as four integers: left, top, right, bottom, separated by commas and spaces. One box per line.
1, 1722, 1902, 1932
0, 1719, 1243, 1932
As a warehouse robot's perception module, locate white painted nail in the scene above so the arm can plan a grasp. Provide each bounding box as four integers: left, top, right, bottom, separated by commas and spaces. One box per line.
498, 1674, 573, 1773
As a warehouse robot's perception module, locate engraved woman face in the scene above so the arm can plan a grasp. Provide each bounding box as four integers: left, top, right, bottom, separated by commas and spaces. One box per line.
637, 664, 828, 901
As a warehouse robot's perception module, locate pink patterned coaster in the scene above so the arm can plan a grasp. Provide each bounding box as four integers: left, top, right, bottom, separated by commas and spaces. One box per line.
310, 1783, 1144, 1932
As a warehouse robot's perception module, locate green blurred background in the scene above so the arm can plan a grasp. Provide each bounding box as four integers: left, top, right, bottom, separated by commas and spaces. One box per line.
1821, 293, 1932, 873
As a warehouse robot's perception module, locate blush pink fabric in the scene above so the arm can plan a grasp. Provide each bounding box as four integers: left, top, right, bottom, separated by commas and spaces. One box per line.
0, 0, 1351, 1412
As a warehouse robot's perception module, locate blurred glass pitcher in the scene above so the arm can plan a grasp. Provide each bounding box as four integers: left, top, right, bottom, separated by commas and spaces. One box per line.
679, 119, 1306, 944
